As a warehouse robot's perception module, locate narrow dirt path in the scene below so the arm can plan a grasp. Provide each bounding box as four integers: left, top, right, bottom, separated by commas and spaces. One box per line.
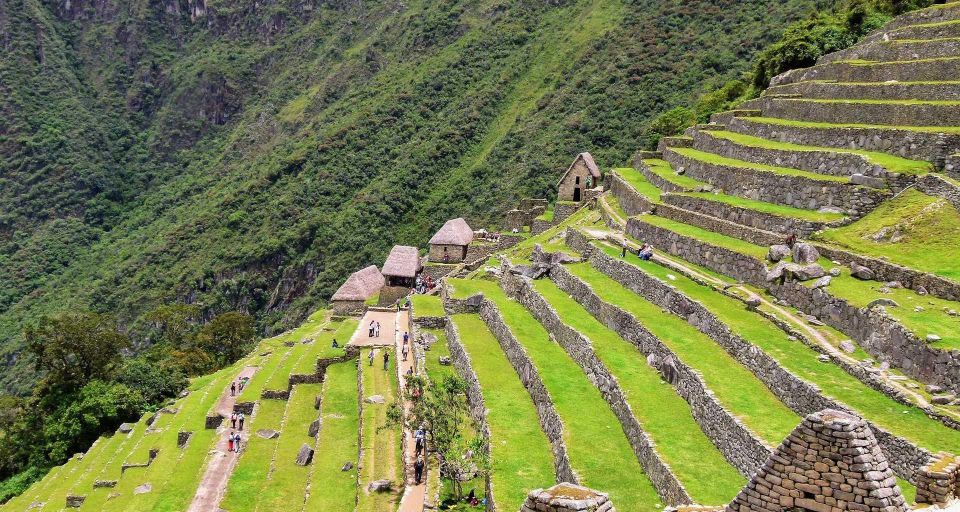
186, 365, 258, 512
394, 308, 427, 512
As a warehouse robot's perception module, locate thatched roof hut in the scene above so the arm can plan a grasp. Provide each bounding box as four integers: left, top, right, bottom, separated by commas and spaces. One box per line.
429, 218, 474, 246
382, 245, 421, 281
331, 265, 385, 302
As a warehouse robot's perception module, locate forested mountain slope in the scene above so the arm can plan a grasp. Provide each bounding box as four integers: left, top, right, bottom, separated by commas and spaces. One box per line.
0, 0, 828, 392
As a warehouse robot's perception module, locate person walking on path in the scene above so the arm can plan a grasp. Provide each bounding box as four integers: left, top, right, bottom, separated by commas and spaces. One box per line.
383, 350, 390, 371
415, 436, 424, 457
230, 382, 236, 396
238, 413, 245, 431
403, 332, 409, 345
402, 345, 408, 362
233, 432, 242, 454
414, 456, 424, 484
368, 349, 375, 366
230, 413, 237, 429
228, 432, 235, 452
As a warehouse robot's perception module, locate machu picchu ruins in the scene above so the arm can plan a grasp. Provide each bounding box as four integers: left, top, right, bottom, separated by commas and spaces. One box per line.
4, 1, 960, 512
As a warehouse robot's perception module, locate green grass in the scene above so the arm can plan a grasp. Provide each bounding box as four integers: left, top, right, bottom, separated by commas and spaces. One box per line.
815, 189, 960, 281
449, 314, 554, 510
742, 116, 960, 134
669, 148, 849, 183
220, 399, 286, 511
292, 318, 359, 375
641, 159, 707, 190
303, 361, 361, 511
411, 294, 445, 318
633, 215, 769, 259
422, 328, 457, 383
253, 383, 323, 510
678, 192, 846, 222
456, 280, 662, 511
592, 243, 960, 455
502, 207, 590, 264
561, 264, 800, 445
613, 168, 662, 202
796, 97, 960, 106
706, 130, 931, 175
357, 348, 402, 511
533, 279, 745, 504
35, 445, 101, 511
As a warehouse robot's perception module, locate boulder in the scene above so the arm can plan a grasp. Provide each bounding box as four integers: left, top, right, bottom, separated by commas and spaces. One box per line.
118, 423, 135, 434
867, 298, 900, 309
295, 444, 315, 466
850, 173, 887, 189
341, 461, 354, 472
364, 395, 385, 404
818, 354, 831, 363
746, 296, 761, 309
927, 385, 945, 394
134, 483, 152, 495
65, 495, 85, 508
917, 286, 928, 295
257, 429, 280, 439
828, 267, 841, 277
646, 353, 658, 368
438, 356, 452, 366
806, 315, 825, 326
308, 420, 320, 438
793, 264, 825, 281
367, 479, 393, 493
179, 389, 190, 398
791, 243, 820, 264
850, 262, 875, 280
768, 244, 791, 263
932, 394, 956, 405
839, 341, 856, 354
812, 276, 832, 289
926, 334, 943, 343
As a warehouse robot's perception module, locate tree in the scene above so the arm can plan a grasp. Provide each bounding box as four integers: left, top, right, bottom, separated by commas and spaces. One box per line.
143, 303, 201, 349
117, 357, 188, 406
642, 107, 696, 150
25, 312, 130, 390
196, 311, 256, 366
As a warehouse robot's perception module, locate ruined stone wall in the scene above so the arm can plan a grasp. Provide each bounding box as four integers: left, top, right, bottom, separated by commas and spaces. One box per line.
532, 218, 558, 235
549, 263, 771, 477
501, 271, 693, 505
587, 248, 934, 481
915, 453, 959, 505
421, 264, 458, 282
554, 202, 582, 223
916, 174, 960, 215
466, 243, 497, 263
664, 149, 888, 214
609, 173, 654, 216
653, 201, 784, 247
758, 97, 960, 127
662, 193, 831, 238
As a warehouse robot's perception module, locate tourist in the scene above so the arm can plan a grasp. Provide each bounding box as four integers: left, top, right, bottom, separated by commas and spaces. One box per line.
230, 381, 236, 396
230, 412, 237, 429
233, 433, 242, 454
375, 321, 381, 337
403, 332, 409, 345
238, 413, 245, 431
238, 378, 245, 391
415, 436, 424, 456
405, 297, 411, 309
368, 320, 375, 337
639, 245, 653, 261
414, 427, 425, 441
621, 241, 627, 258
406, 367, 414, 377
402, 346, 409, 361
332, 338, 339, 349
368, 350, 375, 366
228, 431, 235, 452
414, 456, 424, 484
383, 350, 390, 371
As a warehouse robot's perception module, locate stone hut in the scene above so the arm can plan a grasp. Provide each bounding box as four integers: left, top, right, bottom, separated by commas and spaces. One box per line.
728, 409, 907, 512
330, 265, 385, 314
428, 217, 474, 264
557, 152, 602, 203
382, 245, 421, 288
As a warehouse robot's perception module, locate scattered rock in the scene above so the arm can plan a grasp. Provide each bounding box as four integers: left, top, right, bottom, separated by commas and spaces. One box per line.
839, 341, 855, 354
812, 276, 832, 289
818, 206, 845, 215
885, 281, 903, 289
308, 420, 320, 438
828, 267, 841, 277
179, 390, 190, 398
134, 483, 152, 495
926, 385, 945, 394
791, 243, 820, 264
878, 287, 891, 294
438, 356, 452, 366
926, 334, 942, 343
917, 286, 928, 296
879, 361, 890, 371
806, 315, 825, 326
850, 262, 875, 280
745, 296, 761, 309
118, 423, 135, 434
787, 336, 798, 342
867, 298, 899, 309
932, 394, 956, 405
646, 353, 659, 367
949, 310, 959, 317
367, 479, 392, 493
765, 262, 788, 282
914, 306, 925, 312
767, 244, 791, 263
341, 461, 354, 472
65, 495, 85, 508
793, 264, 825, 281
818, 354, 831, 363
257, 429, 280, 440
295, 444, 314, 466
364, 395, 385, 404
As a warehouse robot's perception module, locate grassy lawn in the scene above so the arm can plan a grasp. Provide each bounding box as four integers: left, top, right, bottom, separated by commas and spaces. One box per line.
677, 192, 846, 222
220, 399, 286, 511
798, 97, 960, 106
35, 446, 100, 511
422, 328, 457, 383
304, 361, 361, 511
254, 383, 323, 510
450, 314, 555, 510
412, 294, 445, 318
594, 244, 960, 455
632, 215, 769, 259
72, 416, 153, 510
501, 207, 590, 264
292, 318, 359, 375
357, 348, 402, 512
815, 189, 960, 281
706, 130, 931, 175
670, 148, 849, 183
533, 279, 745, 505
741, 116, 960, 134
65, 433, 128, 499
613, 168, 662, 202
642, 159, 707, 190
564, 263, 800, 445
465, 280, 662, 511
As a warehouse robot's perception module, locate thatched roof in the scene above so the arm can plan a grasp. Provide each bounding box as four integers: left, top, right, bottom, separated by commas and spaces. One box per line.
429, 218, 474, 246
557, 152, 601, 186
331, 265, 385, 301
382, 245, 421, 278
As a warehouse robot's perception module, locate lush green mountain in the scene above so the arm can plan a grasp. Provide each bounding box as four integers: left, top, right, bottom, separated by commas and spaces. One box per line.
0, 0, 832, 393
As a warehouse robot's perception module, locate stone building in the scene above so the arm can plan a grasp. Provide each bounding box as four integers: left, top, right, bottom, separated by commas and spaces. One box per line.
330, 265, 384, 314
428, 217, 474, 263
557, 152, 602, 202
382, 245, 421, 288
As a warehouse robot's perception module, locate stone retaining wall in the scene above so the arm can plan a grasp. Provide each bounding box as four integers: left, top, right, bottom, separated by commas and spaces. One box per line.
772, 58, 960, 87
654, 200, 787, 246
554, 202, 582, 223
915, 452, 959, 505
820, 38, 960, 64
501, 271, 693, 505
609, 173, 655, 216
917, 173, 960, 214
550, 261, 771, 477
636, 160, 689, 193
883, 3, 960, 30
766, 80, 960, 102
664, 193, 835, 238
421, 264, 458, 282
757, 97, 960, 128
663, 148, 888, 214
587, 247, 933, 481
727, 117, 959, 166
689, 128, 892, 180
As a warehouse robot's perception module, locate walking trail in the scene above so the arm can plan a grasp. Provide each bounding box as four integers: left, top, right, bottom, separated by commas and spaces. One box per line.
186, 365, 258, 512
394, 307, 427, 512
351, 309, 400, 347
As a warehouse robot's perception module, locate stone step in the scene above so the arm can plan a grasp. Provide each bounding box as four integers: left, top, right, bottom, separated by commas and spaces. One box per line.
765, 80, 960, 101
660, 192, 845, 239
661, 147, 889, 214
771, 56, 960, 87
819, 37, 960, 65
686, 128, 922, 184
725, 115, 960, 164
755, 97, 960, 127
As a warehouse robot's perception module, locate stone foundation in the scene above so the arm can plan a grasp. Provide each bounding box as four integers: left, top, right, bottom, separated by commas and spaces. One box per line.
520, 483, 615, 512
915, 452, 959, 505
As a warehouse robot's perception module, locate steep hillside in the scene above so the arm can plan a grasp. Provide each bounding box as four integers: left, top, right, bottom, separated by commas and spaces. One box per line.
0, 0, 829, 392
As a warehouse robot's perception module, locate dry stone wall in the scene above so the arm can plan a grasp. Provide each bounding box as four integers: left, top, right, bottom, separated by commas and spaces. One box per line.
500, 271, 693, 505
772, 58, 960, 87
756, 97, 960, 127
664, 193, 838, 238
609, 173, 655, 216
636, 161, 689, 193
766, 80, 960, 102
654, 199, 788, 246
549, 262, 771, 477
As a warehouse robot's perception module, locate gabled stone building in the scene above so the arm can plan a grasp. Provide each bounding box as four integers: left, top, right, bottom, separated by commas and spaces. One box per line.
557, 152, 602, 203
382, 245, 421, 288
428, 217, 474, 263
330, 265, 385, 314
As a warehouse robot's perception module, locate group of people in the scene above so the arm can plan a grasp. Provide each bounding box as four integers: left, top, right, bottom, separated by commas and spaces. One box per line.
229, 378, 247, 397
367, 348, 391, 371
414, 275, 435, 294
227, 431, 242, 453
230, 412, 246, 430
368, 320, 382, 338
620, 239, 654, 261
